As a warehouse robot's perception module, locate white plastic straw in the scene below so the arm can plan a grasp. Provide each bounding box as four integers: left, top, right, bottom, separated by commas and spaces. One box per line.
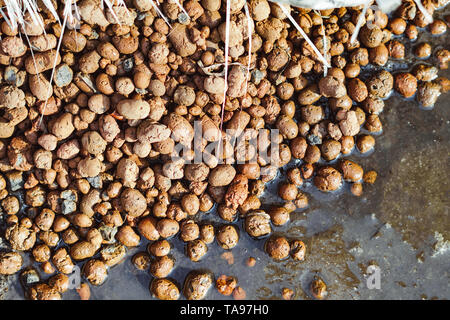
243, 2, 252, 95
278, 3, 331, 68
350, 0, 369, 45
220, 0, 231, 132
39, 0, 73, 125
315, 9, 329, 76
148, 0, 172, 28
413, 0, 433, 24
173, 0, 190, 22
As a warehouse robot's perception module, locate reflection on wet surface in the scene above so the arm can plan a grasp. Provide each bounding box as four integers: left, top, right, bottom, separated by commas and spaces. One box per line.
379, 145, 449, 250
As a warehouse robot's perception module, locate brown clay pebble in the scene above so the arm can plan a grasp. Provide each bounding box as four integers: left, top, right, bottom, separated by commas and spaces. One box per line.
1, 0, 449, 302
183, 271, 213, 300
29, 284, 61, 300
150, 255, 174, 278
216, 225, 239, 250
77, 283, 91, 300
394, 73, 417, 98
199, 224, 215, 244
294, 192, 309, 209
314, 167, 342, 192
216, 275, 237, 296
265, 236, 290, 260
357, 135, 376, 153
364, 171, 378, 184
389, 18, 406, 35
429, 20, 447, 35
246, 257, 256, 267
290, 240, 307, 261
0, 251, 22, 275
150, 278, 180, 300
414, 43, 432, 58
41, 261, 55, 274
82, 259, 107, 286
351, 183, 363, 196
186, 239, 208, 262
282, 287, 295, 300
221, 251, 234, 265
132, 252, 151, 270
310, 276, 328, 299
49, 274, 70, 293
339, 160, 364, 182
417, 82, 442, 107
278, 182, 298, 201
301, 163, 314, 179
232, 286, 246, 300
148, 240, 171, 257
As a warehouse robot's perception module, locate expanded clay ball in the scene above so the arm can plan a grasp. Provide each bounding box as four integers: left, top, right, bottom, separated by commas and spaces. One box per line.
416, 81, 442, 107
216, 225, 239, 250
265, 236, 290, 260
414, 43, 432, 58
149, 80, 166, 96
359, 25, 383, 48
394, 72, 417, 98
314, 167, 342, 192
249, 0, 271, 22
389, 17, 407, 35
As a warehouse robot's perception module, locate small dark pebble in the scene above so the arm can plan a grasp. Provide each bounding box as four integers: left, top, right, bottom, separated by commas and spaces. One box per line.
307, 134, 322, 145
123, 58, 134, 73
4, 66, 18, 84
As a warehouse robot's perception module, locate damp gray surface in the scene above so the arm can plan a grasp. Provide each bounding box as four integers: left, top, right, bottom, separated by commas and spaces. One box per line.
1, 12, 450, 302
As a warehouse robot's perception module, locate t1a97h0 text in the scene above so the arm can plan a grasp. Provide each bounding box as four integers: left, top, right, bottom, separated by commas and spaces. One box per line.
179, 303, 270, 317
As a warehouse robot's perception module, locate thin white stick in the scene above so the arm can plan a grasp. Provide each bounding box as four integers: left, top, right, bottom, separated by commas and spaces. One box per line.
278, 3, 330, 68
103, 0, 121, 24
0, 7, 15, 30
243, 2, 252, 95
173, 0, 190, 21
22, 0, 45, 30
22, 30, 45, 123
220, 0, 230, 132
413, 0, 433, 24
148, 0, 172, 28
4, 0, 24, 30
116, 0, 129, 8
350, 0, 369, 45
39, 0, 72, 126
41, 0, 61, 24
315, 10, 328, 77
2, 0, 63, 29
